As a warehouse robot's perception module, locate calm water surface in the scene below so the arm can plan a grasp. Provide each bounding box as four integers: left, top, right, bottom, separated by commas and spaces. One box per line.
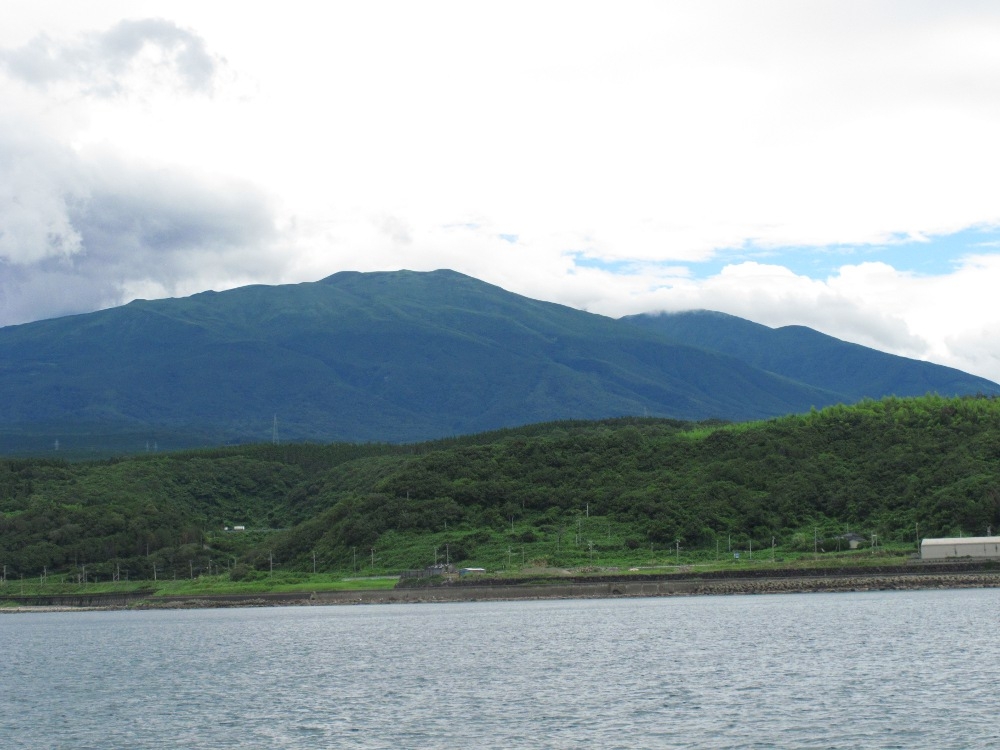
2, 589, 999, 749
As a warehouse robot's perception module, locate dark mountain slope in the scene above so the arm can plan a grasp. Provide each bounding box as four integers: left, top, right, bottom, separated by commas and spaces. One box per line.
622, 310, 999, 402
0, 270, 839, 454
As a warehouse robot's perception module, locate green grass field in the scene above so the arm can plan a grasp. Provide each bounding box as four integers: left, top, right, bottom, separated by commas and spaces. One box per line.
0, 572, 399, 599
0, 543, 923, 602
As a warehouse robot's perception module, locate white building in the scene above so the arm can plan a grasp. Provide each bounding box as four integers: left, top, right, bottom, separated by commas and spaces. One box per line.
920, 537, 1000, 560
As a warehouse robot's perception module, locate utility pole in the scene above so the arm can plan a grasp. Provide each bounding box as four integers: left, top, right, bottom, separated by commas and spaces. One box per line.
313, 551, 317, 575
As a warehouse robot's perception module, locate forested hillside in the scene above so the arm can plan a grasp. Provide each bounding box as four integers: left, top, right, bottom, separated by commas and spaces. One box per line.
1, 395, 998, 581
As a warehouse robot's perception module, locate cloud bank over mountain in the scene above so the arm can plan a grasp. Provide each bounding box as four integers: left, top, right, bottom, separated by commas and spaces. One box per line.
1, 3, 999, 382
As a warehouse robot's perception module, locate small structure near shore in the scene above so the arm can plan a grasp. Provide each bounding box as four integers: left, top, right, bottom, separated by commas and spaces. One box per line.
400, 564, 456, 579
921, 537, 1000, 560
839, 532, 868, 550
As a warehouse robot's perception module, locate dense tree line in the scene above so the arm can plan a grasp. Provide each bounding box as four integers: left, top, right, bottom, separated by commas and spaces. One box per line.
1, 395, 998, 578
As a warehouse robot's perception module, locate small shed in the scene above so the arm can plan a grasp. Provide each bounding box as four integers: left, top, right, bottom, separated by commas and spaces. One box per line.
840, 532, 867, 550
399, 564, 456, 579
920, 536, 1000, 560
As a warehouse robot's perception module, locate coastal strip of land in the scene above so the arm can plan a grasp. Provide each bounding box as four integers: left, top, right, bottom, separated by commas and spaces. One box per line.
3, 563, 1000, 611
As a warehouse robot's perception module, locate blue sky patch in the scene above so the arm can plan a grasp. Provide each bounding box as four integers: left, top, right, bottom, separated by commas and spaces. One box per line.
741, 226, 1000, 279
570, 254, 637, 274
570, 226, 1000, 281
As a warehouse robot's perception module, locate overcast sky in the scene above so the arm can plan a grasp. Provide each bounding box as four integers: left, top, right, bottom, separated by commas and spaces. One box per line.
2, 1, 1000, 382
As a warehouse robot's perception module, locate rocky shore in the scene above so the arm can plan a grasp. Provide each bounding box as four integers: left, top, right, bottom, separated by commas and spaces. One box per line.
670, 571, 1000, 597
305, 569, 1000, 605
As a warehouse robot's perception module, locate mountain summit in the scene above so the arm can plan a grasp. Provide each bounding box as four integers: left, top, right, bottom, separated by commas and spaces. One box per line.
0, 270, 995, 455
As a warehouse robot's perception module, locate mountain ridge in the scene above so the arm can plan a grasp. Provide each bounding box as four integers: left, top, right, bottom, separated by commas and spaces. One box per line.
622, 309, 993, 401
0, 269, 994, 456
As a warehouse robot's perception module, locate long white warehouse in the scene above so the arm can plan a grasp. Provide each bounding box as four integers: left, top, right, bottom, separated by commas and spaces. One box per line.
920, 537, 1000, 560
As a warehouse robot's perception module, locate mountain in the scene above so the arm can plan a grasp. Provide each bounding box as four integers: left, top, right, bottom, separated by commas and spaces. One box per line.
622, 310, 998, 402
0, 270, 995, 456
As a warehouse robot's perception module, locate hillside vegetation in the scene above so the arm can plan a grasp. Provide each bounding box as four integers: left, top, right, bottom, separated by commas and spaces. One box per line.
1, 395, 998, 584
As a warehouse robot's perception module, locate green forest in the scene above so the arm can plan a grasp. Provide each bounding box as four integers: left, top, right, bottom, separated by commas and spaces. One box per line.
1, 394, 998, 584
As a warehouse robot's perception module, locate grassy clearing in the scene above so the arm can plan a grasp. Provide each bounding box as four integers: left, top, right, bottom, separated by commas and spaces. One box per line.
0, 547, 947, 603
0, 515, 922, 601
149, 573, 399, 597
0, 572, 398, 599
351, 515, 920, 578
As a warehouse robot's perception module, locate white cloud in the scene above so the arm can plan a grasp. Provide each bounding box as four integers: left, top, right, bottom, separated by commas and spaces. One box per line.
0, 18, 221, 96
2, 3, 1000, 386
0, 124, 85, 264
0, 128, 281, 324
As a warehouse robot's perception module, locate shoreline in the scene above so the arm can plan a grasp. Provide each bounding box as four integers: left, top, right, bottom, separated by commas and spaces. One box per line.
4, 567, 1000, 611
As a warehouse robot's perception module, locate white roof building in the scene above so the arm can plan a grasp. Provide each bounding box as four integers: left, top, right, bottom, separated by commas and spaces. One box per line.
920, 537, 1000, 560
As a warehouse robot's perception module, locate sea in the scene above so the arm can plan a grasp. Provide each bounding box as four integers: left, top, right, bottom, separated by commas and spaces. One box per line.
2, 588, 998, 749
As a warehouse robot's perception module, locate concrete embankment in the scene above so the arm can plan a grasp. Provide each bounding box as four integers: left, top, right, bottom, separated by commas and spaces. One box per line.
151, 569, 1000, 607
317, 571, 1000, 604
0, 590, 154, 610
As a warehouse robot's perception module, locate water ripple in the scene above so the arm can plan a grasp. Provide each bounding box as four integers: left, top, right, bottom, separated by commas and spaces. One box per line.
2, 589, 1000, 748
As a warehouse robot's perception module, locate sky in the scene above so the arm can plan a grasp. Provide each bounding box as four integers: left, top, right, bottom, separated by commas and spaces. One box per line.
2, 2, 1000, 382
